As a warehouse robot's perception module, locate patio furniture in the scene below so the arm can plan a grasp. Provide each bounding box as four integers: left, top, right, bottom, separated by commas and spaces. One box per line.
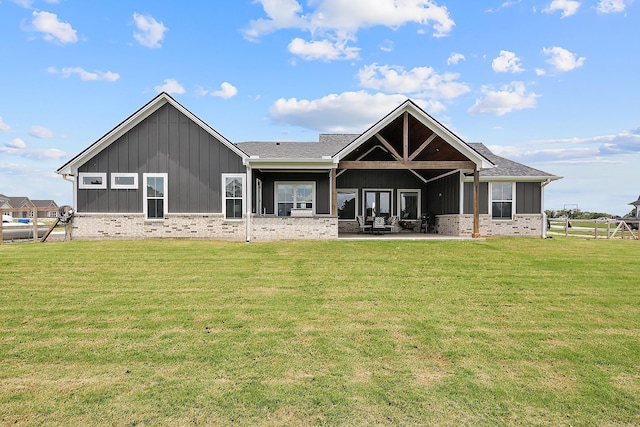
386, 215, 399, 233
357, 215, 371, 233
372, 216, 386, 235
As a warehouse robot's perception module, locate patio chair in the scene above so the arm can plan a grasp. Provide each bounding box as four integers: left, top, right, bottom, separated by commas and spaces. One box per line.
357, 215, 371, 233
385, 215, 399, 233
372, 216, 386, 235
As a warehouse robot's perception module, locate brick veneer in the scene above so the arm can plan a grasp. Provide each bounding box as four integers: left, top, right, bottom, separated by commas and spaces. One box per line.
70, 213, 338, 241
437, 214, 544, 237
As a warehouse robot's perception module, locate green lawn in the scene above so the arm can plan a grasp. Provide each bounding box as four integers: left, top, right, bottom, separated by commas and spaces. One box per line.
1, 238, 639, 426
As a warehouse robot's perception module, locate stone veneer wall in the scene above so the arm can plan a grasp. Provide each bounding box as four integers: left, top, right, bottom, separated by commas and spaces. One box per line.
71, 213, 246, 240
251, 216, 338, 241
71, 213, 338, 241
437, 214, 544, 237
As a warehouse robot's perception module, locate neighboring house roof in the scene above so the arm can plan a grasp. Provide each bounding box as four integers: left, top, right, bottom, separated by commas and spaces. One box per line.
31, 199, 58, 208
3, 196, 35, 208
57, 92, 247, 175
469, 143, 561, 181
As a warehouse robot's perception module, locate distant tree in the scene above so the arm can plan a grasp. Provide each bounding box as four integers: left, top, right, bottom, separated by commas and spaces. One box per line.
623, 208, 637, 218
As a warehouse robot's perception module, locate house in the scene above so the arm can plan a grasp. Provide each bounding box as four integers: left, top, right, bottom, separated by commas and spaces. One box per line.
32, 199, 59, 218
0, 194, 36, 218
56, 93, 560, 241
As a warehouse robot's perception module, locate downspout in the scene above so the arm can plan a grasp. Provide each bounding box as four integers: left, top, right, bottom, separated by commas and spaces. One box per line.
62, 173, 77, 212
541, 178, 551, 238
245, 164, 252, 243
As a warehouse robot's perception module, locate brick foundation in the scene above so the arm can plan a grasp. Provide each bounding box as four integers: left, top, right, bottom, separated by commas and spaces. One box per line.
437, 214, 544, 237
70, 213, 338, 241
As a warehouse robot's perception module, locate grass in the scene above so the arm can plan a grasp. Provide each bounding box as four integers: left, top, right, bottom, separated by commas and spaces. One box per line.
1, 238, 639, 426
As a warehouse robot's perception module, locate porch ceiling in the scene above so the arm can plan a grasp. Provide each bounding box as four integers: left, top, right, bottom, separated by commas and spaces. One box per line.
338, 112, 476, 178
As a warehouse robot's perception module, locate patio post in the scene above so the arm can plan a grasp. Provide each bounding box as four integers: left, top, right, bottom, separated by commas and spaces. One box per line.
331, 168, 337, 217
473, 168, 480, 238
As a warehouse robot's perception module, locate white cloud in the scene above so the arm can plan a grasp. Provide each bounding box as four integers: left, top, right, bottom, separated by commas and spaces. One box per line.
543, 0, 581, 17
31, 11, 78, 44
29, 125, 62, 139
12, 0, 34, 8
357, 63, 470, 103
487, 128, 640, 165
492, 50, 524, 73
154, 79, 185, 95
212, 82, 238, 99
0, 117, 12, 133
269, 91, 432, 133
288, 36, 359, 61
542, 46, 585, 72
535, 68, 547, 76
6, 138, 26, 149
467, 81, 540, 116
379, 40, 394, 53
133, 13, 168, 48
596, 0, 628, 13
245, 0, 454, 62
447, 52, 465, 65
0, 142, 67, 159
48, 66, 120, 82
246, 0, 454, 38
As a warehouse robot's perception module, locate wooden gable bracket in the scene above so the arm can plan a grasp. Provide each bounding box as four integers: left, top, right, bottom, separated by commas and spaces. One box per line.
374, 133, 402, 161
408, 132, 437, 161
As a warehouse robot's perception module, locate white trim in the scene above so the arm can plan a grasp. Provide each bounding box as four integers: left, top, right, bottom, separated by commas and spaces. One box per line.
78, 173, 107, 189
110, 173, 138, 189
334, 100, 494, 170
489, 182, 515, 221
57, 93, 247, 175
275, 181, 316, 217
336, 188, 358, 221
143, 173, 168, 220
397, 189, 422, 220
363, 188, 393, 217
222, 173, 246, 221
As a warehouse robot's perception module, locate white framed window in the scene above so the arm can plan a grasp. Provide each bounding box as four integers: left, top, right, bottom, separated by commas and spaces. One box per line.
222, 174, 245, 220
78, 173, 107, 189
364, 189, 392, 219
398, 189, 421, 220
337, 189, 357, 220
491, 182, 514, 220
111, 173, 138, 189
143, 173, 168, 220
276, 182, 315, 216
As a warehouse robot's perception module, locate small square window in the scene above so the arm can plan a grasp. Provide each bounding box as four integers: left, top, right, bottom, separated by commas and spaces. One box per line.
111, 173, 138, 189
78, 173, 107, 189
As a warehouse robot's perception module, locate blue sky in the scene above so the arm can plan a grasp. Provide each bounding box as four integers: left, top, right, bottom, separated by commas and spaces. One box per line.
0, 0, 638, 214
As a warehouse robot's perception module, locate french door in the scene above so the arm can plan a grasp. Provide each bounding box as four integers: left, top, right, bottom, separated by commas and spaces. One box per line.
364, 190, 391, 219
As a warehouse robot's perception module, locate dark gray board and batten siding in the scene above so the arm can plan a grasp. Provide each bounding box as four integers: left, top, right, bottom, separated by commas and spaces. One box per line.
462, 181, 542, 215
77, 103, 245, 213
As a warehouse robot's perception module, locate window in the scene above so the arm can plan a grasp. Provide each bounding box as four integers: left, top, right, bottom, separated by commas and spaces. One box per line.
399, 190, 420, 220
111, 173, 138, 189
491, 182, 514, 220
337, 190, 357, 220
143, 173, 167, 220
78, 173, 107, 189
364, 190, 391, 219
223, 174, 245, 220
276, 182, 315, 216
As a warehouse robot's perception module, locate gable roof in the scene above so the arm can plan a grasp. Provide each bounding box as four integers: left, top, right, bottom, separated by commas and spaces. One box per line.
237, 134, 357, 160
334, 99, 494, 170
468, 143, 561, 181
31, 199, 58, 208
57, 92, 247, 175
0, 195, 35, 208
